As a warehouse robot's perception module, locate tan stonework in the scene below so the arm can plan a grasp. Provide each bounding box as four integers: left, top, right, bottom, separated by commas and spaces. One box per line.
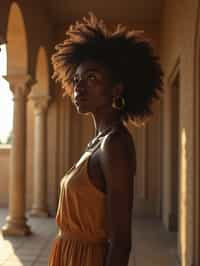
29, 96, 50, 217
1, 74, 35, 236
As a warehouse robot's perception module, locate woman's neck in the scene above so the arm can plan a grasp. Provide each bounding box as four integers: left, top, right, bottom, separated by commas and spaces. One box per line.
92, 109, 122, 136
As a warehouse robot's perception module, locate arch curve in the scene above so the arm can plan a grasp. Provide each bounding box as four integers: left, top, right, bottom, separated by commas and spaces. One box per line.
6, 2, 28, 74
31, 46, 50, 96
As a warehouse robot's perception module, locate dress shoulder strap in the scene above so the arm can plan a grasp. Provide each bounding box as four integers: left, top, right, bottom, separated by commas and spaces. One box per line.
75, 140, 102, 169
72, 122, 123, 170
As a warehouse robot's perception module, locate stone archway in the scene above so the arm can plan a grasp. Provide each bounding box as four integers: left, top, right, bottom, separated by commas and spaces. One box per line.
28, 46, 50, 217
31, 47, 49, 96
1, 2, 35, 236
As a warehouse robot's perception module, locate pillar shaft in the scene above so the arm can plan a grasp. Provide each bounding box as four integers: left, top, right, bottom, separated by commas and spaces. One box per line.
1, 74, 35, 236
30, 96, 50, 217
10, 91, 26, 217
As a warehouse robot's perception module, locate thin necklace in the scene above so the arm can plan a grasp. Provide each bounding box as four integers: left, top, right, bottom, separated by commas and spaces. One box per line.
86, 120, 123, 150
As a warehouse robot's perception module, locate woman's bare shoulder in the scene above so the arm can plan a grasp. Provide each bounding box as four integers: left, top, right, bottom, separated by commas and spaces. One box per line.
101, 125, 135, 158
99, 124, 136, 177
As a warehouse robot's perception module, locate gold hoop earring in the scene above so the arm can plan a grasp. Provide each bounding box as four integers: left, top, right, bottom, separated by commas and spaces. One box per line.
62, 91, 68, 98
112, 96, 126, 110
70, 94, 75, 104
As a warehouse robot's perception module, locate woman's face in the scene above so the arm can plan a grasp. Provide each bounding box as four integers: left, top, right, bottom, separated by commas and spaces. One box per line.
72, 60, 114, 114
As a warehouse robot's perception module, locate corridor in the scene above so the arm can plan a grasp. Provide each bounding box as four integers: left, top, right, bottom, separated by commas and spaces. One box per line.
0, 209, 177, 266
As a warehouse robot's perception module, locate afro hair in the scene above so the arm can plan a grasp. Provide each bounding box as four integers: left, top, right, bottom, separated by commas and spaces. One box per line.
51, 12, 163, 126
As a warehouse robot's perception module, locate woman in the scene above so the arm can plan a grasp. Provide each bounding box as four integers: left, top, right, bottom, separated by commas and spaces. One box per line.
49, 12, 163, 266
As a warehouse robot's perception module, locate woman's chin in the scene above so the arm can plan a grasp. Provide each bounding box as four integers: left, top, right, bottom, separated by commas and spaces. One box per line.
75, 105, 90, 114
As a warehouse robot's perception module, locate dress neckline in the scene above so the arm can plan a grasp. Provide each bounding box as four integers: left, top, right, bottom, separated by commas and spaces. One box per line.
64, 122, 123, 177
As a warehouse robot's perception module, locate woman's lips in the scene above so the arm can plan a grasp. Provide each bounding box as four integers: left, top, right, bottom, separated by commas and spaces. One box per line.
74, 97, 87, 104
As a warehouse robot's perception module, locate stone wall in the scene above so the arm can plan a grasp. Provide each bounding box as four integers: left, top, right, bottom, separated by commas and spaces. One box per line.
160, 0, 199, 265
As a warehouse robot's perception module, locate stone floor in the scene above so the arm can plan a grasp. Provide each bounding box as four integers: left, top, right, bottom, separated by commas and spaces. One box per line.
130, 218, 178, 266
0, 208, 178, 266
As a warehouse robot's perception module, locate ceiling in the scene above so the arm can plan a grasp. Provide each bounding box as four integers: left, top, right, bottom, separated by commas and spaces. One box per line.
46, 0, 164, 26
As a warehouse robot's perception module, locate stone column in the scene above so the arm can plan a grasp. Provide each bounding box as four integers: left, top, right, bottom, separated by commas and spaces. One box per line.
30, 96, 50, 217
1, 74, 35, 236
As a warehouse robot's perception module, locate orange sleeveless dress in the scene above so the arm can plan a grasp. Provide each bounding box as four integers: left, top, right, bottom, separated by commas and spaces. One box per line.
48, 147, 109, 266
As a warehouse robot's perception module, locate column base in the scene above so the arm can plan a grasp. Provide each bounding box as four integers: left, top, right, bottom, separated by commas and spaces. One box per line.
1, 216, 31, 236
29, 208, 49, 217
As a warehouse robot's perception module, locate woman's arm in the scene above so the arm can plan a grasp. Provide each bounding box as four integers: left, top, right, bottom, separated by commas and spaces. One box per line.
100, 130, 136, 266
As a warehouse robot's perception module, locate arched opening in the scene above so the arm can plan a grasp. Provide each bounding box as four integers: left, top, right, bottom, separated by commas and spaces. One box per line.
0, 44, 13, 145
6, 2, 28, 74
31, 46, 49, 96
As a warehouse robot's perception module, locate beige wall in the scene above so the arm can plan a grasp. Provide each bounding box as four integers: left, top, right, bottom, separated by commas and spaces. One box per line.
160, 0, 199, 265
128, 105, 161, 218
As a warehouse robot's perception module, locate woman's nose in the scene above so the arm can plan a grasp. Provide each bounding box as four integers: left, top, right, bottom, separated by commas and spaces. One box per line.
74, 78, 86, 94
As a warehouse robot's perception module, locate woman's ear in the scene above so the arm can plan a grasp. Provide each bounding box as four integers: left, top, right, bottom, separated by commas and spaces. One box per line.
112, 83, 124, 97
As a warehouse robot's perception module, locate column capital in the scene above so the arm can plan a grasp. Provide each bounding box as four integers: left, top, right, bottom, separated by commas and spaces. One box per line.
3, 74, 36, 98
30, 95, 51, 114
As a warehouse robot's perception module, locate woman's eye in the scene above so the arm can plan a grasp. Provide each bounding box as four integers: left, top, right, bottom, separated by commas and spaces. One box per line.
73, 76, 79, 85
72, 72, 98, 86
87, 73, 97, 81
